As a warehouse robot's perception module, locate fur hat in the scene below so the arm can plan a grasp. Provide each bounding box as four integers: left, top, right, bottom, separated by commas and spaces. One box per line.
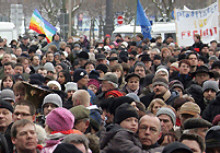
47, 81, 61, 91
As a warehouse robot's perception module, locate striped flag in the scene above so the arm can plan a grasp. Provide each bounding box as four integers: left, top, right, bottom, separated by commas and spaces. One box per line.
29, 9, 57, 43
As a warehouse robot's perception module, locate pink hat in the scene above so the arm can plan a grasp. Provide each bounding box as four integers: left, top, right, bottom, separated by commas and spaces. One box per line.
46, 107, 75, 131
88, 79, 100, 89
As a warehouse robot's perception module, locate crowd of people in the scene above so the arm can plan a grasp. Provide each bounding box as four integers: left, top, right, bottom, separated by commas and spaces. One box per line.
0, 32, 220, 153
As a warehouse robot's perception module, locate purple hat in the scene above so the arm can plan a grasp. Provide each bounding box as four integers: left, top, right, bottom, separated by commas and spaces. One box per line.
46, 107, 75, 131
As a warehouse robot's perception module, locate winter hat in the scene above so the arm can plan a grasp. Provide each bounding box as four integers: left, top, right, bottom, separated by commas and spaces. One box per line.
205, 126, 220, 149
152, 77, 169, 89
44, 62, 55, 73
162, 142, 193, 153
65, 82, 78, 93
53, 143, 83, 153
125, 73, 140, 82
90, 109, 102, 131
114, 103, 138, 124
179, 102, 201, 116
88, 79, 100, 89
183, 118, 212, 130
73, 68, 87, 82
29, 73, 45, 85
126, 93, 140, 102
0, 89, 15, 102
209, 55, 218, 61
212, 114, 220, 125
96, 64, 108, 73
170, 62, 179, 71
155, 68, 169, 78
109, 96, 134, 115
0, 99, 13, 113
89, 70, 100, 80
99, 72, 118, 84
156, 107, 176, 125
69, 105, 90, 121
42, 93, 62, 108
47, 80, 61, 91
202, 80, 219, 93
46, 107, 75, 131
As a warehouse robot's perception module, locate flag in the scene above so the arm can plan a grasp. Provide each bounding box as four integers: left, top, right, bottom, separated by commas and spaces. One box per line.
29, 9, 57, 43
136, 0, 152, 39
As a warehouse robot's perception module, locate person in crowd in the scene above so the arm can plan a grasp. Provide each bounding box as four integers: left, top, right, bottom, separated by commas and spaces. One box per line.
205, 126, 220, 153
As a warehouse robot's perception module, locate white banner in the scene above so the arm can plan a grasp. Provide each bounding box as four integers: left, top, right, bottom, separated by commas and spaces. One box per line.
175, 2, 219, 47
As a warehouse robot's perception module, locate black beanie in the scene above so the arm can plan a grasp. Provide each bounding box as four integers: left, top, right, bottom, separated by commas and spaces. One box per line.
0, 99, 13, 113
109, 96, 134, 115
114, 103, 138, 124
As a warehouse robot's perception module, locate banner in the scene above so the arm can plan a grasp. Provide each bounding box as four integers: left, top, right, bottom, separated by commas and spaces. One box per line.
175, 2, 219, 47
136, 0, 152, 40
29, 9, 57, 43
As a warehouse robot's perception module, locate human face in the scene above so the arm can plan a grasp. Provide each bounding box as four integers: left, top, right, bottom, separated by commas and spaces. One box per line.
153, 84, 167, 96
173, 87, 183, 96
74, 120, 89, 133
179, 63, 190, 75
152, 102, 163, 115
13, 105, 33, 122
85, 64, 94, 74
14, 48, 22, 57
188, 54, 198, 67
54, 34, 60, 41
181, 140, 201, 153
14, 91, 25, 103
14, 66, 23, 74
135, 66, 146, 78
46, 53, 54, 62
77, 75, 89, 88
55, 65, 63, 73
101, 81, 114, 92
144, 61, 152, 69
203, 89, 216, 101
195, 73, 210, 85
2, 54, 12, 64
4, 65, 13, 75
127, 77, 140, 91
32, 56, 40, 66
0, 108, 12, 132
88, 84, 98, 94
43, 103, 57, 116
120, 117, 138, 133
113, 69, 121, 78
22, 59, 29, 70
12, 124, 38, 153
67, 90, 75, 99
37, 69, 47, 77
138, 115, 161, 147
57, 72, 66, 84
3, 76, 13, 88
158, 114, 173, 132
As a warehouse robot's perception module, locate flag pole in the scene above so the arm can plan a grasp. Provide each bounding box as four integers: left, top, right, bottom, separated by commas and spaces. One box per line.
133, 0, 138, 37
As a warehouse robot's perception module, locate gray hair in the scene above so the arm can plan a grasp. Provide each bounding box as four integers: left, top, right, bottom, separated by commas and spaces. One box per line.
63, 134, 89, 152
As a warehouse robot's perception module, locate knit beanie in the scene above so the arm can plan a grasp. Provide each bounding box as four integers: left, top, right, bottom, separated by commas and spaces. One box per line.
47, 81, 62, 91
114, 103, 138, 124
42, 93, 62, 108
44, 62, 55, 73
155, 68, 169, 78
152, 77, 169, 89
65, 82, 78, 93
202, 80, 219, 93
73, 68, 87, 82
46, 107, 75, 131
156, 107, 176, 125
0, 99, 13, 113
88, 79, 100, 89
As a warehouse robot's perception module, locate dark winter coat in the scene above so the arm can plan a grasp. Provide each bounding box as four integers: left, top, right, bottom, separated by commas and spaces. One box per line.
100, 124, 146, 153
170, 72, 193, 89
202, 93, 220, 122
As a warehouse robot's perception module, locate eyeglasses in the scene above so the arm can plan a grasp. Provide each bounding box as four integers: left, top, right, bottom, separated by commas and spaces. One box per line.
14, 112, 31, 117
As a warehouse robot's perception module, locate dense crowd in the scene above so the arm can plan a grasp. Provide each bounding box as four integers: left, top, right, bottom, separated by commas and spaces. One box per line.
0, 32, 220, 153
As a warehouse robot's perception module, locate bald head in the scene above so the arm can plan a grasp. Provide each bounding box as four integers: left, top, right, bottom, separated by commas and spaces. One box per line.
72, 90, 91, 107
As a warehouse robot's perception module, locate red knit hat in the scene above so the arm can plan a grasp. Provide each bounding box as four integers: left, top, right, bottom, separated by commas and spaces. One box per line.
88, 79, 100, 89
105, 90, 124, 98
